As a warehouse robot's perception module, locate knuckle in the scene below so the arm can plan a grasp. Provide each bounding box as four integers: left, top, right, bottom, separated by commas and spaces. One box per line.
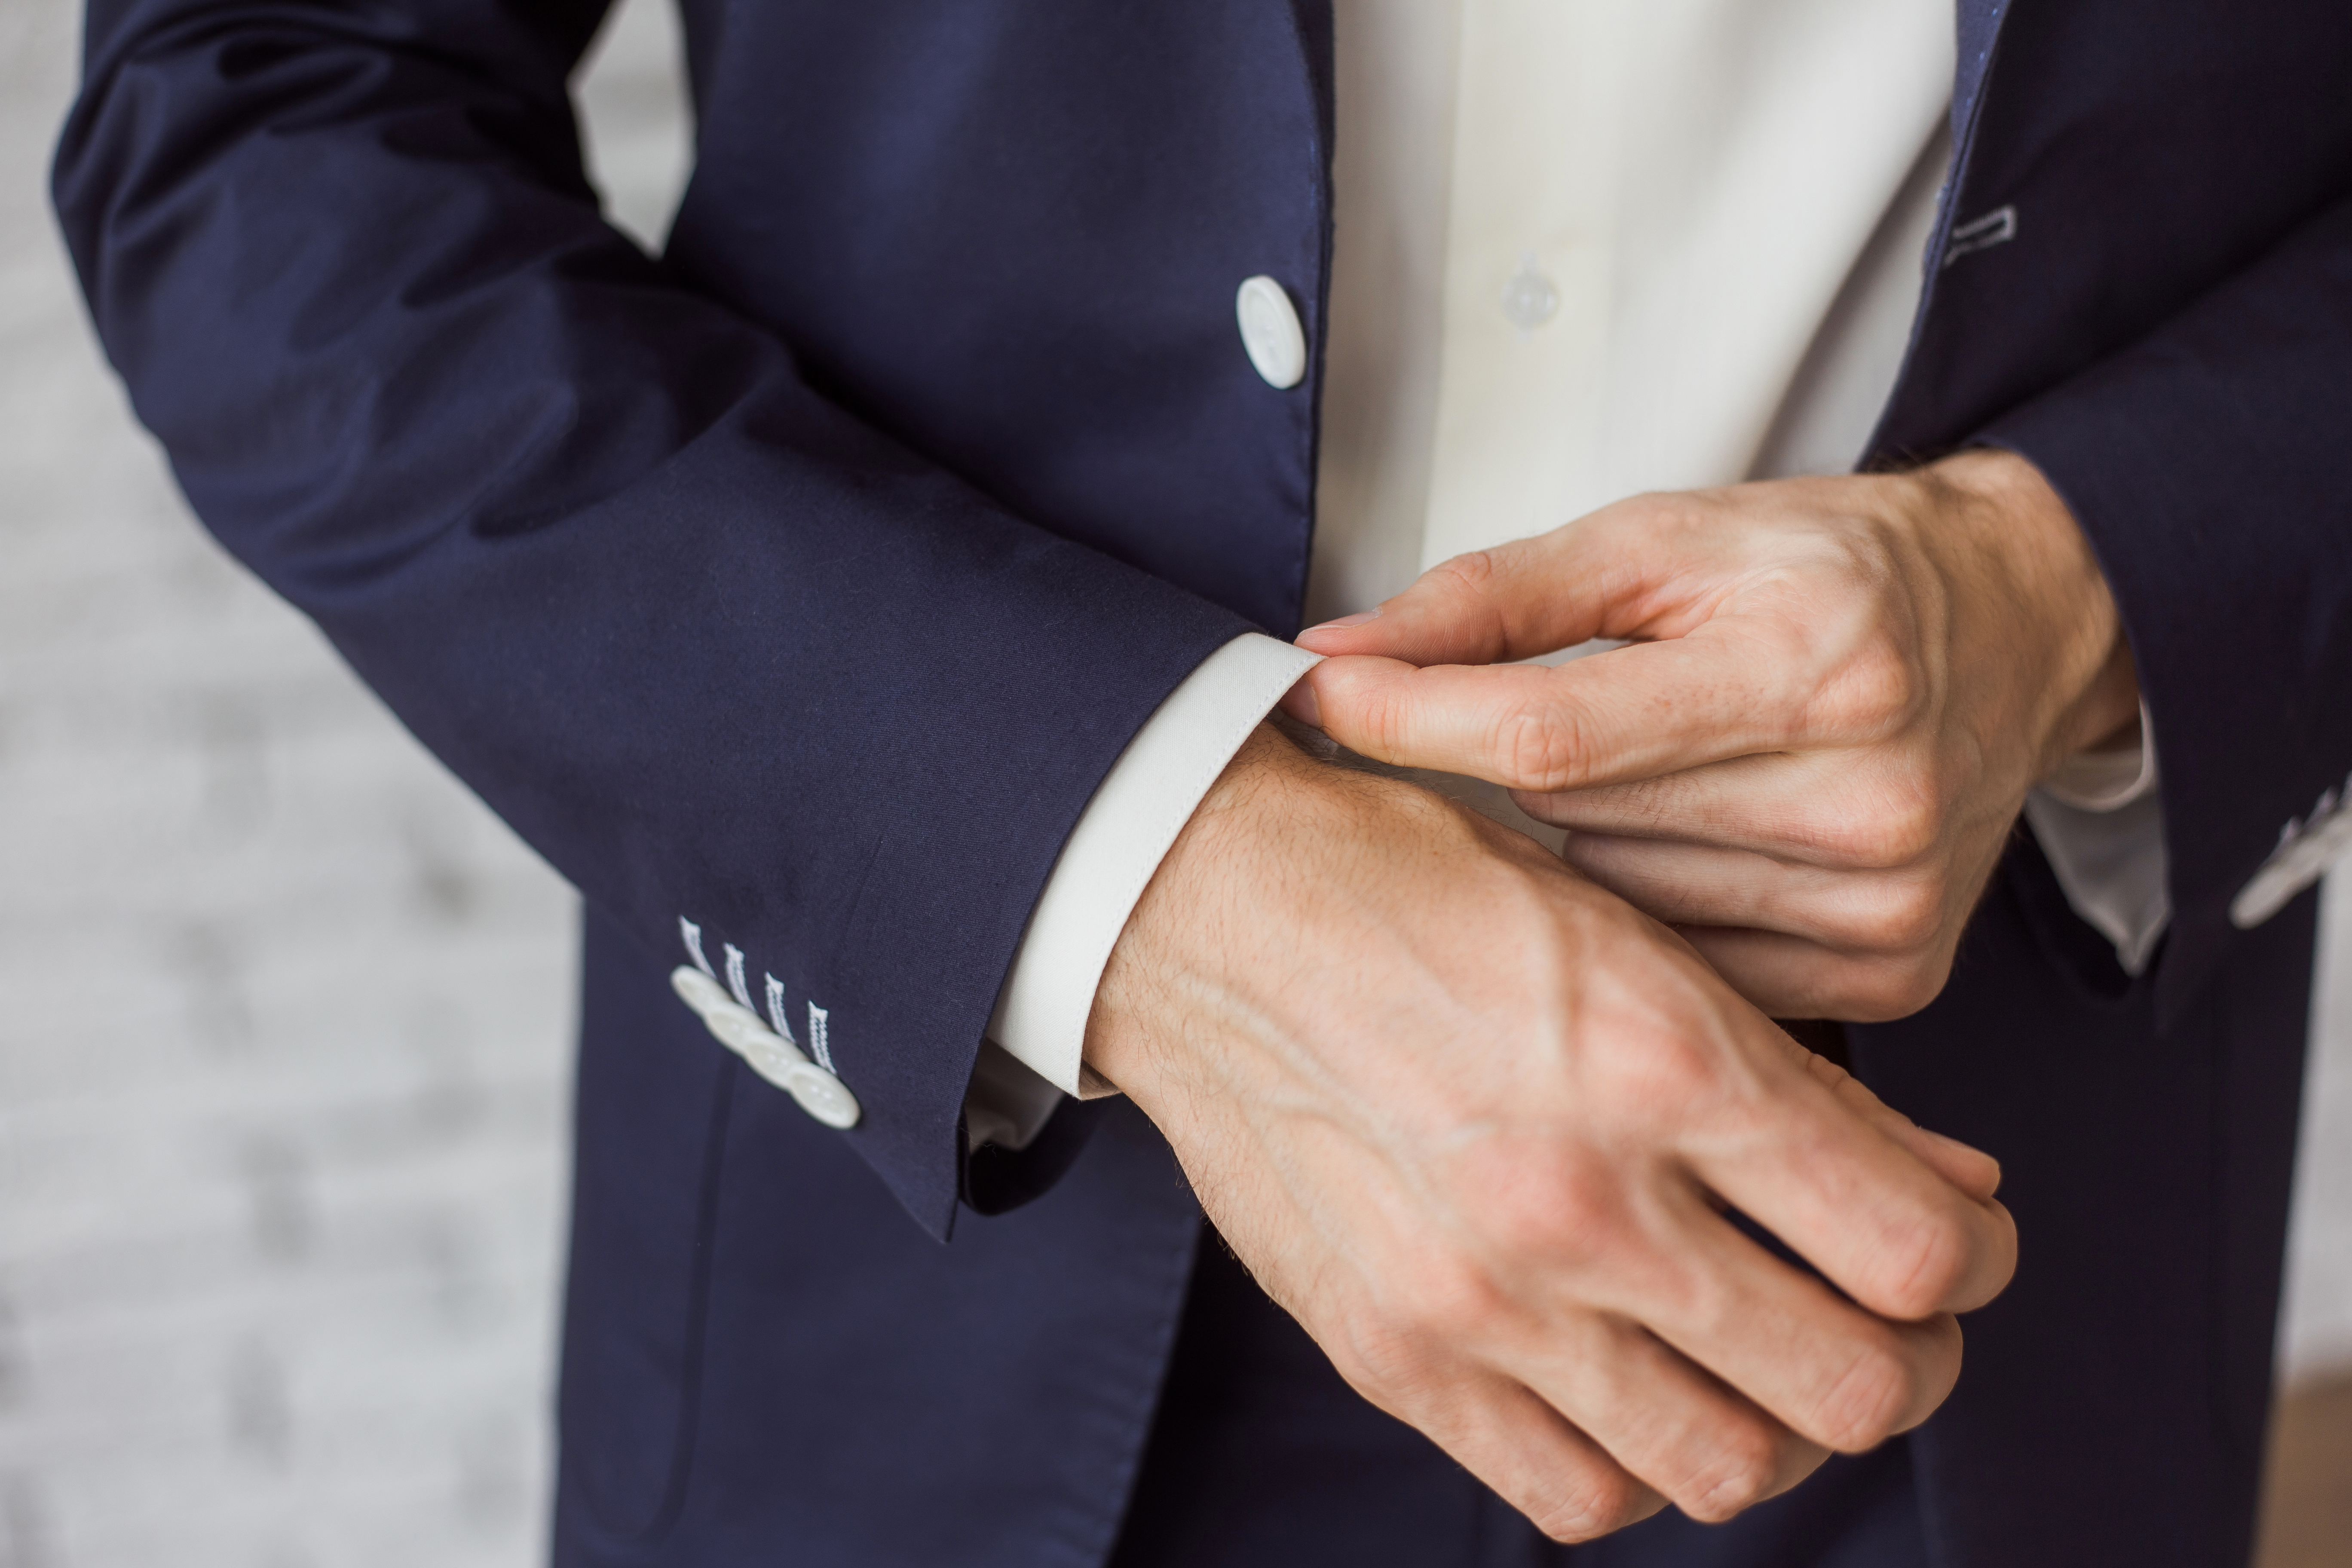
1625, 1030, 1729, 1123
1830, 636, 1923, 737
1810, 778, 1943, 869
1497, 704, 1584, 793
1578, 985, 1726, 1102
1467, 1142, 1629, 1273
1812, 1335, 1920, 1452
1325, 1300, 1447, 1409
1870, 1206, 1976, 1320
1357, 679, 1421, 758
1876, 881, 1949, 954
1425, 548, 1503, 602
1833, 876, 1948, 956
1389, 1248, 1512, 1350
1679, 1427, 1784, 1522
1835, 951, 1955, 1022
1528, 1467, 1644, 1544
1873, 797, 1944, 867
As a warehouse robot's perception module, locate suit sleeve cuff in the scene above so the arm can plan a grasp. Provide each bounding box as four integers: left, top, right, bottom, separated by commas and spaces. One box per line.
983, 632, 1321, 1101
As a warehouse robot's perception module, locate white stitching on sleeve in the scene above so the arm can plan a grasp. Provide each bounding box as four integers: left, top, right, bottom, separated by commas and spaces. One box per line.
807, 1004, 833, 1074
680, 918, 714, 977
723, 943, 753, 1009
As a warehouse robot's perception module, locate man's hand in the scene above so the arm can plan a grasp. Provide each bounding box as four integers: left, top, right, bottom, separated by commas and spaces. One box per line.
1286, 449, 2142, 1021
1087, 726, 2018, 1539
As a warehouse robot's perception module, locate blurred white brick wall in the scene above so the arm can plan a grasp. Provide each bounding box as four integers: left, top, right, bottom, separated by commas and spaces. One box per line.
0, 3, 2346, 1568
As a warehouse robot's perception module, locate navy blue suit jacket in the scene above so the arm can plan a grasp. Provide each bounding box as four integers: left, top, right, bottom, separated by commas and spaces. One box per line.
55, 2, 2352, 1563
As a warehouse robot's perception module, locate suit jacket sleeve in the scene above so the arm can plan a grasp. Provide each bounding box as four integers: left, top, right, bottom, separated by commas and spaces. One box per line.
1978, 191, 2352, 1021
51, 0, 1253, 1237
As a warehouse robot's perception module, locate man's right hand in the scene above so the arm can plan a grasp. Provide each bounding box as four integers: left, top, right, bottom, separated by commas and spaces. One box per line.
1085, 724, 2017, 1540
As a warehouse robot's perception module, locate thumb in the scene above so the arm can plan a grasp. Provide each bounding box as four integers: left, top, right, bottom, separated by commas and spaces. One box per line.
1293, 511, 1652, 667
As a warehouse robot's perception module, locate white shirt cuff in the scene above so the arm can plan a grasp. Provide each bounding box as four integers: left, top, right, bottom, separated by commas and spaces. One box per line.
2021, 701, 2171, 975
962, 1039, 1066, 1155
2038, 699, 2159, 811
979, 633, 1322, 1118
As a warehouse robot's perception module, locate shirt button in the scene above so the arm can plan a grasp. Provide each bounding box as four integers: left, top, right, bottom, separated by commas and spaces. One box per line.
1235, 275, 1307, 389
1501, 253, 1560, 335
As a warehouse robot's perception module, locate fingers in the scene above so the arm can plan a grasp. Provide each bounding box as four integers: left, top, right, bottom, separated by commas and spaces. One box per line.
1618, 1197, 1974, 1455
1515, 748, 1949, 871
1675, 1027, 2019, 1322
1365, 1362, 1668, 1542
1455, 1114, 1988, 1479
1299, 625, 1845, 794
1295, 517, 1656, 669
1781, 1038, 2003, 1205
1544, 825, 1991, 1023
1557, 833, 1956, 957
1677, 923, 1965, 1024
1496, 1309, 1833, 1522
1293, 489, 1929, 799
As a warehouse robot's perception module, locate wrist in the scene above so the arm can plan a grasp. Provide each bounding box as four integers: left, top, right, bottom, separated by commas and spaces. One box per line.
1078, 723, 1320, 1098
1079, 722, 1508, 1104
1920, 447, 2141, 776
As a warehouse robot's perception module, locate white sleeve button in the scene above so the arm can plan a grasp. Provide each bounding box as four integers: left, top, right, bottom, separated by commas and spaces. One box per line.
1235, 275, 1307, 389
669, 965, 862, 1130
783, 1069, 861, 1130
670, 965, 735, 1017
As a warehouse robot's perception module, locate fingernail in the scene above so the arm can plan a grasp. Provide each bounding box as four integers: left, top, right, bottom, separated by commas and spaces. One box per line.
1299, 608, 1380, 642
1278, 678, 1322, 729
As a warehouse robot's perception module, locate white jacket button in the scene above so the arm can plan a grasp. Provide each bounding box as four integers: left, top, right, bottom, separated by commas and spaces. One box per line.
1235, 276, 1307, 389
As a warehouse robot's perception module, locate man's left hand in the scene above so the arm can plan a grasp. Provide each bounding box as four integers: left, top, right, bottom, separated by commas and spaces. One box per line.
1288, 449, 2143, 1021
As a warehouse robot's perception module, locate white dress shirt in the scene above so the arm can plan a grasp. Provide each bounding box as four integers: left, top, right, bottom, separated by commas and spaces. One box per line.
971, 0, 2167, 1151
